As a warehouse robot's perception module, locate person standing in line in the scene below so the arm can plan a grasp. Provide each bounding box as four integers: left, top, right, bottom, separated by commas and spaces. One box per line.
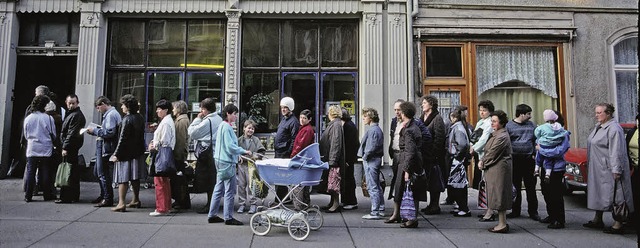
318, 105, 345, 213
188, 98, 223, 213
237, 120, 266, 214
148, 100, 175, 216
290, 109, 315, 211
56, 94, 86, 204
86, 96, 122, 207
273, 97, 300, 203
473, 100, 495, 218
537, 110, 570, 229
505, 104, 540, 221
45, 96, 63, 199
447, 106, 471, 217
110, 94, 146, 212
341, 108, 359, 210
583, 103, 634, 234
23, 95, 56, 202
419, 95, 447, 215
625, 114, 638, 241
207, 104, 251, 225
170, 100, 191, 210
387, 99, 405, 201
359, 107, 385, 219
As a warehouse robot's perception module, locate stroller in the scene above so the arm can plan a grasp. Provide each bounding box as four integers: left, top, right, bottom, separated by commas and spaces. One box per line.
247, 143, 328, 241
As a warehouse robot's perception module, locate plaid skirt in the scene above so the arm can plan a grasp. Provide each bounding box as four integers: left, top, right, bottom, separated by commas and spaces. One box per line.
113, 155, 147, 184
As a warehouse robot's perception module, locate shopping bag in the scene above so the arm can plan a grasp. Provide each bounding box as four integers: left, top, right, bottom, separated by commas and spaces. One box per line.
612, 181, 629, 222
55, 160, 72, 187
217, 162, 235, 181
400, 184, 416, 220
361, 173, 370, 197
477, 178, 487, 209
153, 146, 176, 177
327, 167, 341, 194
248, 161, 268, 199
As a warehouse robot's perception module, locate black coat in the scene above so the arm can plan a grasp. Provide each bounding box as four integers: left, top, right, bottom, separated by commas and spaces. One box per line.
60, 107, 86, 152
342, 120, 360, 165
113, 113, 146, 161
393, 119, 427, 202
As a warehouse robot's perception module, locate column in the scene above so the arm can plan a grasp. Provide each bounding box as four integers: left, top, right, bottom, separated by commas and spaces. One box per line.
0, 1, 18, 170
224, 9, 242, 108
386, 0, 408, 104
75, 1, 107, 161
360, 0, 385, 121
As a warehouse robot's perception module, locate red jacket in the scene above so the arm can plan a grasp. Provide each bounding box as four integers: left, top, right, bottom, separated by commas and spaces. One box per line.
291, 124, 315, 157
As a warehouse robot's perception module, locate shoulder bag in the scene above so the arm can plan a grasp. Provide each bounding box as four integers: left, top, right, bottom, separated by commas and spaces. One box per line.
54, 157, 72, 187
612, 180, 629, 222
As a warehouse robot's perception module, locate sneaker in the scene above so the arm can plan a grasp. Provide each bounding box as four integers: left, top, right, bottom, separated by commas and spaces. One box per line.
248, 205, 257, 214
225, 218, 244, 225
377, 212, 386, 217
440, 200, 454, 205
362, 214, 382, 220
237, 205, 246, 213
343, 204, 358, 210
208, 216, 224, 223
453, 211, 471, 217
149, 211, 167, 217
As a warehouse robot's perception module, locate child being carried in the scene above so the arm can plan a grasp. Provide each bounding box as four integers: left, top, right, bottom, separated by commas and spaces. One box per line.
534, 109, 568, 179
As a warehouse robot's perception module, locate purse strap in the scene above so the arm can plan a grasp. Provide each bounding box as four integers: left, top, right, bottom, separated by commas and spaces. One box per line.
207, 118, 213, 146
613, 179, 626, 203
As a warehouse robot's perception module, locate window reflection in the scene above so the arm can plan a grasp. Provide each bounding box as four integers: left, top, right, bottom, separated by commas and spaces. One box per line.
283, 22, 318, 67
148, 20, 186, 67
242, 22, 280, 67
108, 72, 146, 118
187, 20, 226, 68
110, 20, 145, 66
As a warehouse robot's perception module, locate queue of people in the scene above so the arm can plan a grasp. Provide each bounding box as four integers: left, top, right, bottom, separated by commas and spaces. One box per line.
19, 87, 638, 235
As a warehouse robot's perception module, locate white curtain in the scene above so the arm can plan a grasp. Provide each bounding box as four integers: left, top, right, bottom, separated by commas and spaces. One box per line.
430, 90, 461, 122
476, 46, 558, 98
479, 87, 558, 125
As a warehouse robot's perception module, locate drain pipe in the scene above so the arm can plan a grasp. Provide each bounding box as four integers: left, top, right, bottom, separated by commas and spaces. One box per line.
406, 0, 419, 101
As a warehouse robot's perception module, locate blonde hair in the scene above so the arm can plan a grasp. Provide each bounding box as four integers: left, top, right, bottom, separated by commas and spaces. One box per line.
327, 105, 342, 119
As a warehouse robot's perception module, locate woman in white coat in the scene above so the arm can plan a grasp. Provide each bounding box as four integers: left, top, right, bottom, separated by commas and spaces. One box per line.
584, 103, 634, 234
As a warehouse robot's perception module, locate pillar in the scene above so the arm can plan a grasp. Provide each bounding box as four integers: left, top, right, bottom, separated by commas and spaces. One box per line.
0, 1, 18, 172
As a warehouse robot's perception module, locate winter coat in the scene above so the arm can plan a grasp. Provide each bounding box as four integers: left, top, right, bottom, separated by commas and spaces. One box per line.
481, 128, 513, 211
60, 107, 86, 152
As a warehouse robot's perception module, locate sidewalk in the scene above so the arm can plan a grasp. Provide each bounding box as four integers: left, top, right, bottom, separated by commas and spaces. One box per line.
0, 177, 637, 248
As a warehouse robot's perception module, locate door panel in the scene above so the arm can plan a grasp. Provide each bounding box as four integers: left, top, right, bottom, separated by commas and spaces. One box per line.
282, 72, 318, 127
320, 73, 357, 133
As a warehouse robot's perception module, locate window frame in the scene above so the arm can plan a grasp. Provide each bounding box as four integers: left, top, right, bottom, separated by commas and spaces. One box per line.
608, 31, 639, 124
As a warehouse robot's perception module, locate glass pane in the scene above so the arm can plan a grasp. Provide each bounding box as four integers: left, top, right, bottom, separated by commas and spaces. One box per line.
110, 20, 145, 66
284, 73, 317, 121
18, 16, 37, 46
616, 70, 639, 124
108, 71, 146, 119
148, 20, 186, 67
428, 90, 461, 123
148, 72, 183, 123
321, 73, 357, 132
283, 22, 318, 67
425, 47, 462, 77
321, 24, 358, 67
240, 72, 280, 133
614, 37, 639, 65
187, 20, 226, 69
70, 15, 80, 45
242, 21, 280, 67
38, 15, 69, 46
187, 72, 223, 114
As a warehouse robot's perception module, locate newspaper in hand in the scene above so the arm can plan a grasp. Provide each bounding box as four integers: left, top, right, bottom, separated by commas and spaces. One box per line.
80, 122, 102, 135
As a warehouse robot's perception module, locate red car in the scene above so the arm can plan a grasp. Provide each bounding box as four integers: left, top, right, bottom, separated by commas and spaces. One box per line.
562, 123, 636, 194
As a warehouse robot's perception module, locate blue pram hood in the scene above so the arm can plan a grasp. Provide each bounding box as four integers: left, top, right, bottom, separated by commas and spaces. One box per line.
289, 143, 329, 169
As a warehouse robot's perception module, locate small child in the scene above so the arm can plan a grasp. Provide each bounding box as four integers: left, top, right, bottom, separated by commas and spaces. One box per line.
534, 110, 568, 178
237, 120, 266, 214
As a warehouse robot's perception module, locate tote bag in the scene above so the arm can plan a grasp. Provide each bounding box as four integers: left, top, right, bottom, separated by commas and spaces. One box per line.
55, 159, 72, 187
400, 184, 416, 220
327, 167, 341, 194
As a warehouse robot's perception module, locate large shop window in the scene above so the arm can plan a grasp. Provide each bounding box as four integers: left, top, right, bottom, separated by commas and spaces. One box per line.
107, 19, 226, 130
612, 36, 638, 124
422, 42, 562, 124
240, 20, 358, 143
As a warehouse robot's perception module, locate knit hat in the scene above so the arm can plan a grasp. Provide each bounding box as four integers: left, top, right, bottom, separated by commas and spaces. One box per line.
543, 109, 558, 122
280, 97, 295, 111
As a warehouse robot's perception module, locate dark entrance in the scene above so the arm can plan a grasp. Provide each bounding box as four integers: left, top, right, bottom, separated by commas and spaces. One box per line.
7, 56, 77, 176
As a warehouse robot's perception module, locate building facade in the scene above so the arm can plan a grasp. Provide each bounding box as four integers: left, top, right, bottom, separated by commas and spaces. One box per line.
0, 0, 637, 168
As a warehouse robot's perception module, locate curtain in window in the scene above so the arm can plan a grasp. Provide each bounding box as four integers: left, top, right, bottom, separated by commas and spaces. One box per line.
480, 87, 557, 125
430, 90, 461, 122
615, 71, 638, 124
476, 46, 558, 98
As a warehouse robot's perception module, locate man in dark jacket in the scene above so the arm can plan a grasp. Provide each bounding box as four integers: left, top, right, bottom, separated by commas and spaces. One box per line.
274, 97, 300, 203
56, 94, 86, 203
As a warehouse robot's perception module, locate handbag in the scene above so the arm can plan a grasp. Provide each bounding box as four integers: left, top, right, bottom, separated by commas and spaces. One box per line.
216, 162, 235, 181
327, 167, 341, 194
153, 146, 176, 177
361, 173, 369, 197
477, 176, 487, 209
470, 128, 483, 144
192, 119, 216, 193
612, 181, 629, 222
400, 183, 416, 220
410, 169, 427, 192
55, 158, 72, 187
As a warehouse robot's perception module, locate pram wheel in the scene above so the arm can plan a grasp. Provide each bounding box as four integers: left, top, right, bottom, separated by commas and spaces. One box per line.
250, 213, 271, 236
287, 217, 310, 241
304, 207, 323, 230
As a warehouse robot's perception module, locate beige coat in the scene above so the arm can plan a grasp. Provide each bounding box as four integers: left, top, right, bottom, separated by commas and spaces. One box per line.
481, 128, 513, 211
173, 114, 190, 162
587, 119, 634, 212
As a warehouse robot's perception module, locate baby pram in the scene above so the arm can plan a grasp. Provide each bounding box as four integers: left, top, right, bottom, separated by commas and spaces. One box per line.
248, 143, 328, 241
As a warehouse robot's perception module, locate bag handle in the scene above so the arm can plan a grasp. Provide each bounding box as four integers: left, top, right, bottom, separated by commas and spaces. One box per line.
613, 179, 626, 204
207, 118, 213, 146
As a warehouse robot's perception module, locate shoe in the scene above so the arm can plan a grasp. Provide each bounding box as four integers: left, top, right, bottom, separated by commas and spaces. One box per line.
362, 214, 383, 220
24, 198, 32, 202
529, 214, 541, 221
126, 201, 142, 208
453, 211, 471, 217
603, 226, 624, 234
424, 207, 441, 215
384, 217, 402, 224
94, 200, 113, 208
149, 211, 168, 217
55, 199, 72, 204
225, 218, 244, 225
197, 206, 210, 214
343, 204, 358, 210
506, 212, 521, 218
111, 205, 126, 212
488, 224, 510, 233
547, 221, 565, 229
91, 197, 103, 204
324, 206, 342, 213
248, 205, 258, 214
377, 212, 386, 217
208, 216, 224, 223
400, 220, 418, 228
539, 216, 551, 224
583, 221, 604, 229
420, 207, 429, 214
440, 200, 454, 205
479, 214, 496, 222
237, 205, 246, 213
